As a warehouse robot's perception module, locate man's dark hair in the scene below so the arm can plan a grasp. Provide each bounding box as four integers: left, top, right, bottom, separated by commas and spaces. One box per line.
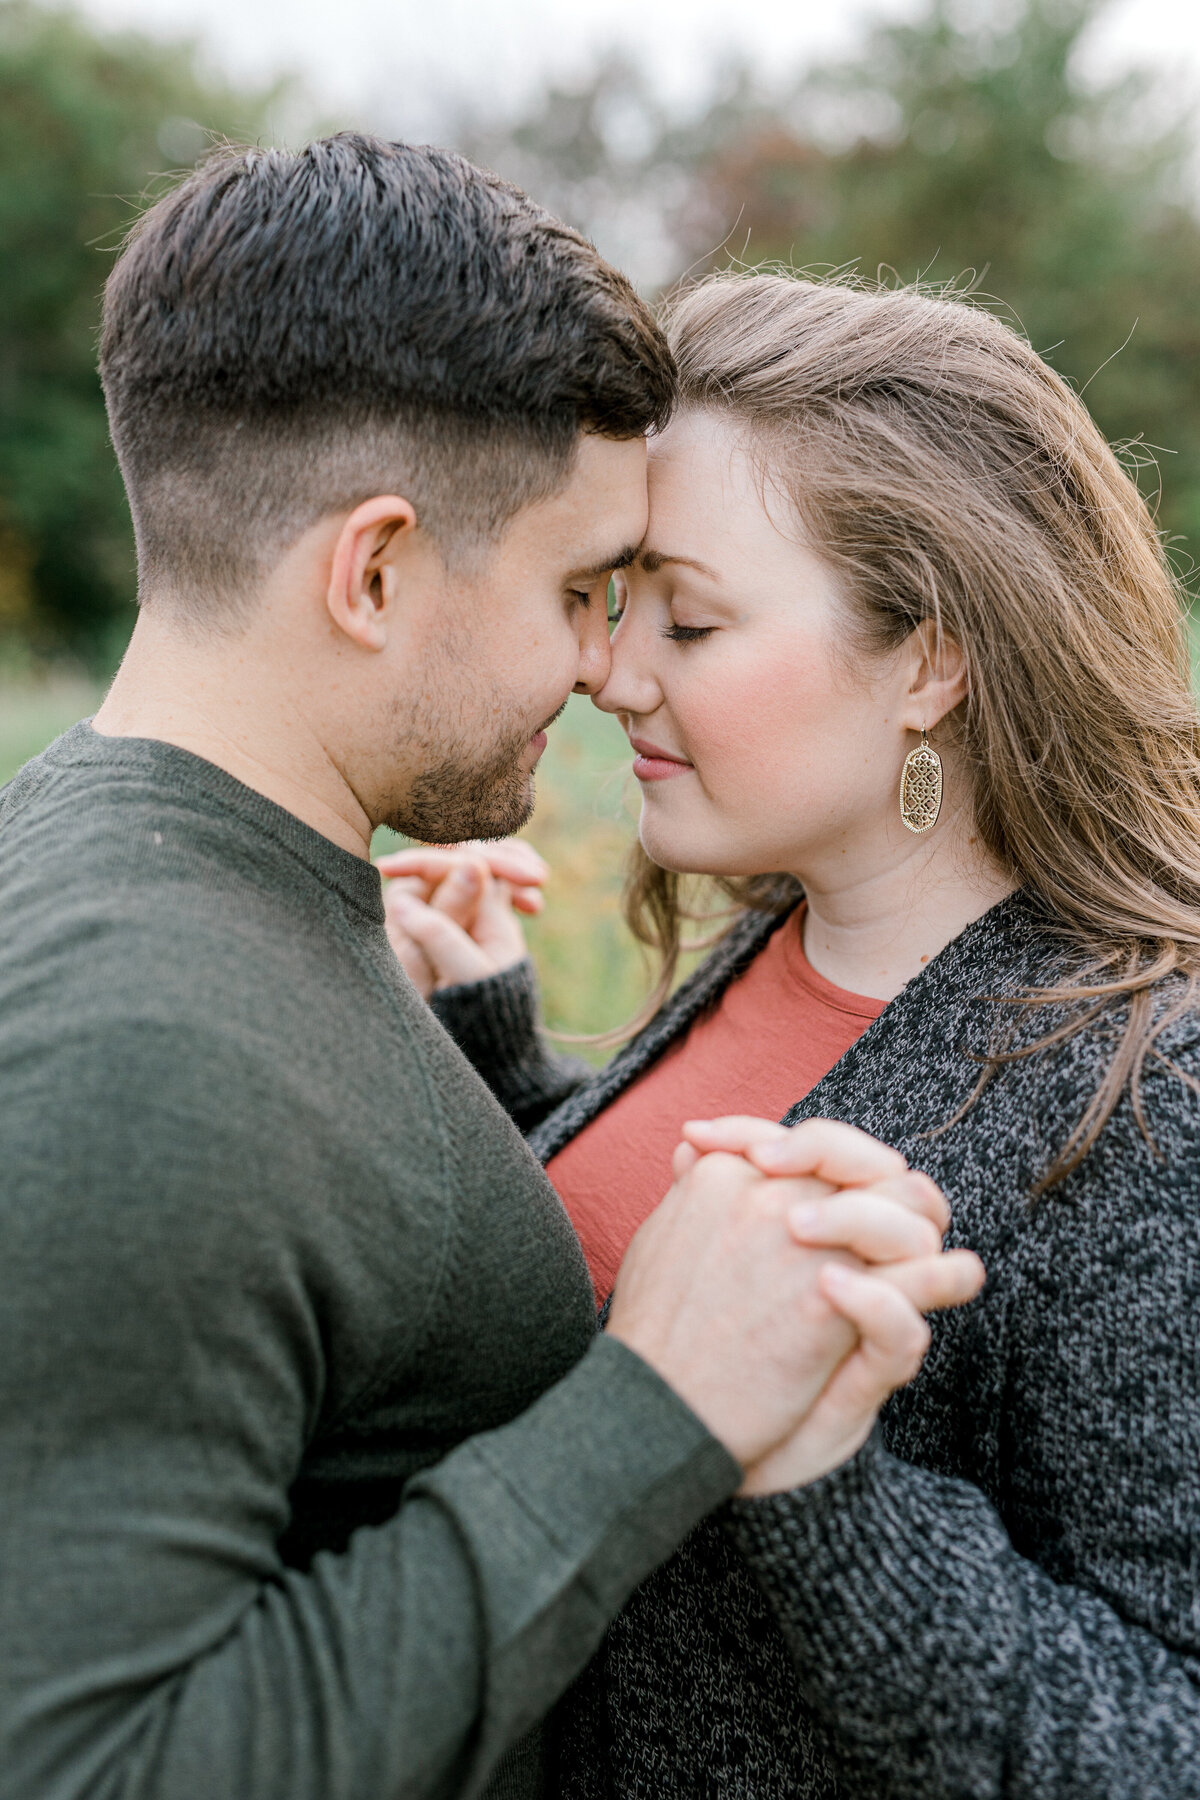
100, 132, 675, 620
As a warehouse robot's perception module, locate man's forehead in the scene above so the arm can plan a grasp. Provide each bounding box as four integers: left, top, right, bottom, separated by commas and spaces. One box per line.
506, 431, 647, 569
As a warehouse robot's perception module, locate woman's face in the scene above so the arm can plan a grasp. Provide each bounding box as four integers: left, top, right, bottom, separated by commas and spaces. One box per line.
595, 409, 914, 883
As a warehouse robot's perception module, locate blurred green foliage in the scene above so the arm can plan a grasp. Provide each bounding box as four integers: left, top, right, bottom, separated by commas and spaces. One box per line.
471, 0, 1200, 583
696, 0, 1200, 564
0, 1, 281, 663
3, 0, 1199, 648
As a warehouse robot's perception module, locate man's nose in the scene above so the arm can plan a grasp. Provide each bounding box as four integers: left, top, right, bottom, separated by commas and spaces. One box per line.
592, 612, 662, 718
573, 595, 613, 695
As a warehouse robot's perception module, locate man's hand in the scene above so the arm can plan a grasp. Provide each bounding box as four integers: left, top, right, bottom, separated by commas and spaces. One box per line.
377, 840, 547, 998
738, 1256, 952, 1494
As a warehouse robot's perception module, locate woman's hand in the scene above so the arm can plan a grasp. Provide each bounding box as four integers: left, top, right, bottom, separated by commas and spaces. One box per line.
376, 840, 548, 999
737, 1249, 982, 1493
676, 1116, 985, 1494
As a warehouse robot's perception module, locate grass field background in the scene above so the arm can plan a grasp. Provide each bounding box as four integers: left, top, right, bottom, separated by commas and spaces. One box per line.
9, 622, 1200, 1050
0, 674, 655, 1046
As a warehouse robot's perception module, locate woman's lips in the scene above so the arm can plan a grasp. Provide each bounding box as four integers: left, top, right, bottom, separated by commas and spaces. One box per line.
630, 737, 693, 782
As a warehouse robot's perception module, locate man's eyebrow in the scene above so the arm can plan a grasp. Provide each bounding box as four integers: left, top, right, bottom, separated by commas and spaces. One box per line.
639, 549, 719, 578
569, 545, 639, 582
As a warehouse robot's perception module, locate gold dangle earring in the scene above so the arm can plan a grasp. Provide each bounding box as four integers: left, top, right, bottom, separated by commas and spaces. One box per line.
899, 727, 943, 834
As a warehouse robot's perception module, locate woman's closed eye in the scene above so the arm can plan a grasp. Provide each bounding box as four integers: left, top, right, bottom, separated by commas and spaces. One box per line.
662, 622, 716, 644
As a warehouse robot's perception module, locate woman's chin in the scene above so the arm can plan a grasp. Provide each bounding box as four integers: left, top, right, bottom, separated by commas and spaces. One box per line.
637, 815, 756, 880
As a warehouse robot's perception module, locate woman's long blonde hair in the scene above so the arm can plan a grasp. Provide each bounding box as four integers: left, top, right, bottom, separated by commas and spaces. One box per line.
624, 272, 1200, 1191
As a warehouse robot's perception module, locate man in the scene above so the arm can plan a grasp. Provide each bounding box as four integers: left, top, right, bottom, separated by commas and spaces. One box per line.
0, 135, 977, 1799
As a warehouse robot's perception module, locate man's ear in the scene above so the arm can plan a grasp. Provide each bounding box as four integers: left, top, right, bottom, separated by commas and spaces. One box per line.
900, 618, 968, 733
326, 495, 419, 651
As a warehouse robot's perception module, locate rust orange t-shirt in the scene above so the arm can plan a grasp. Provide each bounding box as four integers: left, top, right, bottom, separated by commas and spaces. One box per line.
546, 907, 885, 1302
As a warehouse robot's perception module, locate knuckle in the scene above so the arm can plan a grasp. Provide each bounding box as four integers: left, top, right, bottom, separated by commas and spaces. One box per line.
424, 912, 461, 945
914, 1217, 943, 1255
687, 1153, 729, 1199
787, 1174, 836, 1208
750, 1185, 783, 1224
791, 1119, 827, 1149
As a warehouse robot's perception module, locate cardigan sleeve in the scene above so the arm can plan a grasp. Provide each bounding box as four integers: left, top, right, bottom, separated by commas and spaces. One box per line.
725, 1064, 1200, 1800
429, 959, 596, 1134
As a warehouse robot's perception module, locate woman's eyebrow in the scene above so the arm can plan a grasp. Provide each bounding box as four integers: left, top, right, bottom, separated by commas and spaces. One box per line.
639, 549, 719, 578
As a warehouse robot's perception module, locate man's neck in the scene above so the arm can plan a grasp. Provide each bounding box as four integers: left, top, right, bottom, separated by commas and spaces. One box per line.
93, 609, 374, 859
793, 796, 1017, 1003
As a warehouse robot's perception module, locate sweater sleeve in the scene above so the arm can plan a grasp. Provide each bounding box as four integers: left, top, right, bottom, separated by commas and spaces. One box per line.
429, 959, 596, 1132
726, 1084, 1200, 1800
0, 1026, 739, 1800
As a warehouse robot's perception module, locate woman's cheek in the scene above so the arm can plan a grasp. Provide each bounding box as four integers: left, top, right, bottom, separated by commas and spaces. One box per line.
684, 649, 830, 791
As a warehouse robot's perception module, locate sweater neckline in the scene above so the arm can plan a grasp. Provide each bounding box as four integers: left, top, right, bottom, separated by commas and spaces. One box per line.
776, 884, 1045, 1121
666, 885, 1040, 1088
778, 905, 887, 1022
67, 722, 385, 921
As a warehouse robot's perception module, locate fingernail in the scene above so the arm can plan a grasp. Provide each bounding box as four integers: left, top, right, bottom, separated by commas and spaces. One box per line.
754, 1141, 790, 1169
450, 866, 478, 889
822, 1264, 851, 1294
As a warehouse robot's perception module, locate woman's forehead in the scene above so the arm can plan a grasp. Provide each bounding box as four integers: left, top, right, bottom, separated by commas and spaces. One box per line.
644, 416, 812, 574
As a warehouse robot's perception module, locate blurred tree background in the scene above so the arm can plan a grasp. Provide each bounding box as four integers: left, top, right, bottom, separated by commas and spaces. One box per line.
3, 0, 1197, 665
0, 0, 281, 663
3, 0, 1200, 1032
464, 0, 1200, 569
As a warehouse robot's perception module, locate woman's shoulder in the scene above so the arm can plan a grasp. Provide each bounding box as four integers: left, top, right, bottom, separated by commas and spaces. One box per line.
804, 890, 1200, 1230
952, 950, 1200, 1259
896, 889, 1200, 1106
1053, 976, 1200, 1165
990, 904, 1200, 1136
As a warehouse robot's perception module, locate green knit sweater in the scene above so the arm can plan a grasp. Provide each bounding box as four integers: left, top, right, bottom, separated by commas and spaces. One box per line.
0, 724, 737, 1800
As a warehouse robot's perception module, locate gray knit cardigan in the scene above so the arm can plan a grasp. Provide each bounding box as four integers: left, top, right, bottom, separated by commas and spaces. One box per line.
430, 892, 1200, 1799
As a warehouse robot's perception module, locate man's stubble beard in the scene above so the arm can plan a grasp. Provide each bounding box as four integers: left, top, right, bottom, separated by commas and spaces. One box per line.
393, 719, 539, 843
380, 671, 568, 842
373, 609, 567, 843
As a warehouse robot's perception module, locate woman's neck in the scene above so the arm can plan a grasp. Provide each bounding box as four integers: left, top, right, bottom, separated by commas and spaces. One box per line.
793, 805, 1018, 1003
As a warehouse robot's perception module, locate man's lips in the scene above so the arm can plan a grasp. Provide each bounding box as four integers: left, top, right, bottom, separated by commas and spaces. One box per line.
629, 736, 694, 783
526, 699, 567, 765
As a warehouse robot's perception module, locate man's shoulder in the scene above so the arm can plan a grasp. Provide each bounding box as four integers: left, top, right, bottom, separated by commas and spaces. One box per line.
5, 752, 262, 986
0, 727, 409, 1092
4, 724, 353, 946
4, 723, 255, 869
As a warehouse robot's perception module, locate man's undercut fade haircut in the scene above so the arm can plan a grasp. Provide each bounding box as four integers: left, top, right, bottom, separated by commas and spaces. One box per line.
101, 132, 675, 622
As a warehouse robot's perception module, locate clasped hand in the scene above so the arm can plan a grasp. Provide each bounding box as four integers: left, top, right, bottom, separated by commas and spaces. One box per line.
606, 1116, 984, 1496
378, 840, 545, 994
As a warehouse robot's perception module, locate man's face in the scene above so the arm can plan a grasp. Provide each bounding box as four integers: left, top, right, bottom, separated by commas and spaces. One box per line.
377, 433, 648, 842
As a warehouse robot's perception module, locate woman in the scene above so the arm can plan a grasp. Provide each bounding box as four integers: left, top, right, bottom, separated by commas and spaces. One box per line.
382, 274, 1200, 1797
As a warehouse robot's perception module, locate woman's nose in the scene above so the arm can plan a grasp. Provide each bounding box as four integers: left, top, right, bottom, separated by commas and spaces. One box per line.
592, 613, 663, 717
